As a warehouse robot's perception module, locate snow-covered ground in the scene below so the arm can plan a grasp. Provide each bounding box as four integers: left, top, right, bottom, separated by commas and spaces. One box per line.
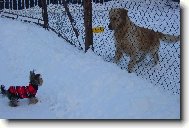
0, 17, 180, 119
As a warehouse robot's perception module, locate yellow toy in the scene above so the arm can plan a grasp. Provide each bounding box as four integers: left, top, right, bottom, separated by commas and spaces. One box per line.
92, 27, 104, 33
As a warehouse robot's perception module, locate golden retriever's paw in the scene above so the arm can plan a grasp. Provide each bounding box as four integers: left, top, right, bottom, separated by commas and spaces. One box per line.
128, 69, 132, 73
128, 64, 134, 73
113, 58, 120, 64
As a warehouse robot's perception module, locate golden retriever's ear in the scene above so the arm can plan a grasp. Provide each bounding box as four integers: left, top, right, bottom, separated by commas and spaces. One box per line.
120, 8, 128, 22
121, 8, 128, 16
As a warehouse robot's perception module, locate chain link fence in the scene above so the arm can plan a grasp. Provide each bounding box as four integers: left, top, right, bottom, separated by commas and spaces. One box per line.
0, 0, 180, 94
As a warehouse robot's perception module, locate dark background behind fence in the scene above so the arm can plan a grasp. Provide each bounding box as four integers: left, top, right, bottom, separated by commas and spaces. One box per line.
0, 0, 113, 10
0, 0, 180, 10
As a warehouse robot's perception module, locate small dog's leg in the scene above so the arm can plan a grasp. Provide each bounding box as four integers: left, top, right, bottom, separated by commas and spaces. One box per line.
9, 98, 19, 107
29, 97, 38, 105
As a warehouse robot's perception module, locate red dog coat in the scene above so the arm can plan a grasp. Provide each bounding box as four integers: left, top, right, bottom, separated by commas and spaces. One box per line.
8, 84, 37, 99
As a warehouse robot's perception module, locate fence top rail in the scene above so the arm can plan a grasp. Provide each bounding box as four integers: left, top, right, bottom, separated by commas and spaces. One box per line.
3, 10, 43, 20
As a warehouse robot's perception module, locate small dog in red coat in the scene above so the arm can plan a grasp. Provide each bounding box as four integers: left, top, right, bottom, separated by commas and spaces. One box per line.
0, 70, 43, 107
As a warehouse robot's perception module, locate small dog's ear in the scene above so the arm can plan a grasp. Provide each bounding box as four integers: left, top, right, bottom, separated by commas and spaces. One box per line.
30, 70, 34, 74
30, 70, 35, 81
33, 69, 35, 75
30, 71, 32, 81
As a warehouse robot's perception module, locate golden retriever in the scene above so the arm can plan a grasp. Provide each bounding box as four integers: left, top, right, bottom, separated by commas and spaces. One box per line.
108, 8, 180, 73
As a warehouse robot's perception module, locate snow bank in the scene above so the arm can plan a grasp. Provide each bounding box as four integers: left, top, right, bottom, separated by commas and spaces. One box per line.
0, 18, 180, 119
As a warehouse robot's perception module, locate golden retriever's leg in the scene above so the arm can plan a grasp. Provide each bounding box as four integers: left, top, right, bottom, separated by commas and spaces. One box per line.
114, 49, 123, 63
137, 53, 146, 63
151, 42, 160, 65
152, 51, 159, 65
128, 55, 137, 73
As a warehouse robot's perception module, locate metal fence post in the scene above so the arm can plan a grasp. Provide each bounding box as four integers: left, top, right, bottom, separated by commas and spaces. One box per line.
22, 0, 24, 9
0, 0, 4, 10
84, 0, 93, 52
41, 0, 48, 28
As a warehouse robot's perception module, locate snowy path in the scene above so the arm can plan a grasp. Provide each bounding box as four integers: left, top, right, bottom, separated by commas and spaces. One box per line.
0, 18, 180, 119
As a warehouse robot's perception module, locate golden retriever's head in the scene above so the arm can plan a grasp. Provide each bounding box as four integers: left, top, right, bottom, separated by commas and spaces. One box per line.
108, 8, 128, 30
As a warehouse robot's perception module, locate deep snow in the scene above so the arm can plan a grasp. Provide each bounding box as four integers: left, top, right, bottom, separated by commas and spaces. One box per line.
0, 18, 180, 119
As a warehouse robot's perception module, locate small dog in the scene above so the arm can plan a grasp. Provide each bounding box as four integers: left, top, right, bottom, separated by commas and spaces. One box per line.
0, 70, 43, 107
108, 8, 180, 73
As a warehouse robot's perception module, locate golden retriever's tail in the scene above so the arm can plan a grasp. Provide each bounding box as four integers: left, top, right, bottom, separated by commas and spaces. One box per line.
158, 32, 180, 43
